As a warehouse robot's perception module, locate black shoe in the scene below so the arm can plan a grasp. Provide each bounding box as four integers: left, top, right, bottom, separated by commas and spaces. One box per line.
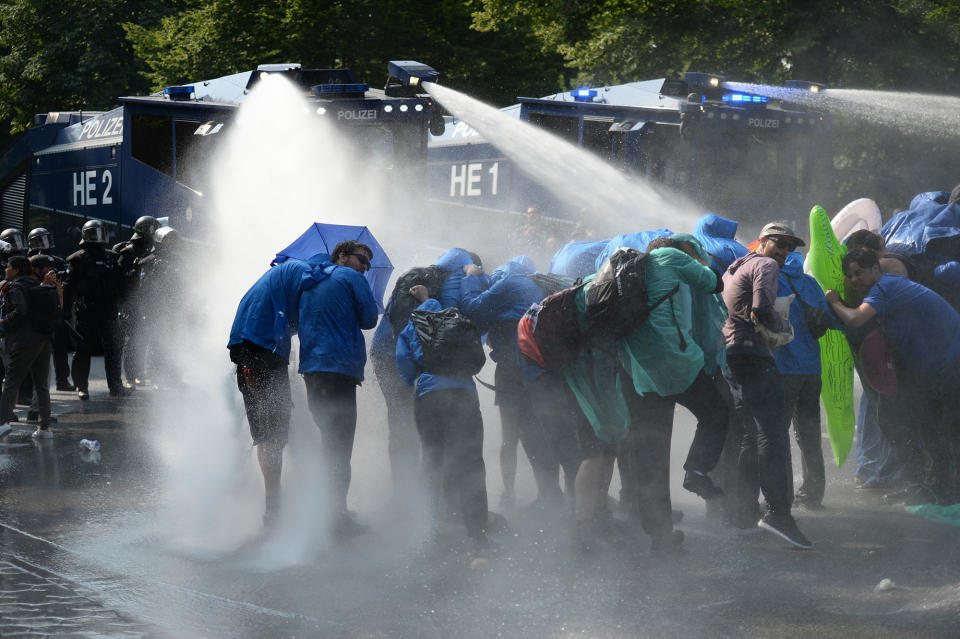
28, 412, 57, 423
793, 494, 824, 511
16, 396, 32, 407
7, 414, 18, 423
78, 390, 90, 401
109, 387, 132, 398
758, 512, 813, 549
683, 470, 725, 500
650, 529, 686, 555
56, 382, 76, 392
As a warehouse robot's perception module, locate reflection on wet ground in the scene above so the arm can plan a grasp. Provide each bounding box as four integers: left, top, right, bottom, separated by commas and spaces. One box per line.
1, 374, 959, 638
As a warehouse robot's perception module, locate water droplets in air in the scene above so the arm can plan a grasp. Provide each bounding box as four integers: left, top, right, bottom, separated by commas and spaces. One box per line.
725, 81, 960, 139
423, 82, 703, 234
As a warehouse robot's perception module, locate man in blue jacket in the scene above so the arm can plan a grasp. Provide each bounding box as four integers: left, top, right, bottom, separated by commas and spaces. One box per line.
775, 252, 831, 509
461, 256, 572, 510
298, 240, 379, 536
396, 284, 489, 551
229, 254, 327, 526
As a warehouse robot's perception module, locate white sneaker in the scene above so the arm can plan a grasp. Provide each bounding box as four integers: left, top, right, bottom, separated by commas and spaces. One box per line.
0, 423, 11, 439
31, 428, 53, 439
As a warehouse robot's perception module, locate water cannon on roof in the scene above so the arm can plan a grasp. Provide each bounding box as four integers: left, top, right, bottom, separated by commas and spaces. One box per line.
785, 80, 826, 94
385, 61, 440, 97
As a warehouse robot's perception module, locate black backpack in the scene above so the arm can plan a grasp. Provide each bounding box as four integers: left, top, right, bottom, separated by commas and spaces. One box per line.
386, 265, 449, 337
409, 307, 486, 377
585, 248, 678, 339
16, 282, 60, 336
527, 272, 577, 297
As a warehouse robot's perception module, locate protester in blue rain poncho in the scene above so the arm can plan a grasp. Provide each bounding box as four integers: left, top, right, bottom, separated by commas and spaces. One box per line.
369, 247, 485, 493
775, 251, 832, 509
396, 287, 489, 550
298, 240, 379, 537
228, 252, 330, 527
549, 239, 609, 279
694, 213, 749, 273
432, 247, 483, 308
461, 255, 575, 509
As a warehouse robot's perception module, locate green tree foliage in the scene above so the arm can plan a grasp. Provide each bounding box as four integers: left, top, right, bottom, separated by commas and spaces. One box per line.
123, 0, 564, 107
473, 0, 960, 91
0, 0, 178, 137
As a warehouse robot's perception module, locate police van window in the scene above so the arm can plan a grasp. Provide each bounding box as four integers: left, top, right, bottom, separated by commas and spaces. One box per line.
527, 113, 578, 145
131, 114, 173, 176
581, 118, 613, 159
174, 120, 210, 191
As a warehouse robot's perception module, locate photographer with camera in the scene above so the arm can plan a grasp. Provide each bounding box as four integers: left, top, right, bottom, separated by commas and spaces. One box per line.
27, 227, 73, 392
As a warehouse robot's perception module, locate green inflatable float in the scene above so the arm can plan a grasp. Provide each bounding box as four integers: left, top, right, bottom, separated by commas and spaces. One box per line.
805, 205, 855, 466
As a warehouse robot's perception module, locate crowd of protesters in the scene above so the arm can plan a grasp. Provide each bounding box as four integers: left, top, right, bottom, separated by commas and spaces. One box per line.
0, 216, 181, 440
226, 183, 959, 559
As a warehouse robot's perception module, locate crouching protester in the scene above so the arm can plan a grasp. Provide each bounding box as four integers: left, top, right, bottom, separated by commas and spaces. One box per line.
0, 255, 59, 439
826, 247, 960, 506
396, 285, 491, 555
228, 253, 328, 528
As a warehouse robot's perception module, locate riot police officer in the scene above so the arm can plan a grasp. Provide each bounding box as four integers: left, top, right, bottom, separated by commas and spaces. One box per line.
113, 216, 160, 388
64, 219, 125, 399
0, 228, 26, 270
27, 227, 73, 391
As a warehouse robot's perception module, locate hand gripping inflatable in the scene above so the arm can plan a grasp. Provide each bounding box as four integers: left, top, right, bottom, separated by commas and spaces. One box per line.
805, 205, 855, 467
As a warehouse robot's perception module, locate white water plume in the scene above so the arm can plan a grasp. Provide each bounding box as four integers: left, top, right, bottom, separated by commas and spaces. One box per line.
725, 81, 960, 139
144, 74, 417, 564
423, 82, 703, 234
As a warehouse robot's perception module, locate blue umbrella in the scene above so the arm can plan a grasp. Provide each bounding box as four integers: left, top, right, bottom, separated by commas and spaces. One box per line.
273, 223, 393, 313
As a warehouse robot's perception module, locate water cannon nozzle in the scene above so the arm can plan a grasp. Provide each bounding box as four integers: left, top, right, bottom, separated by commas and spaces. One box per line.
385, 61, 440, 96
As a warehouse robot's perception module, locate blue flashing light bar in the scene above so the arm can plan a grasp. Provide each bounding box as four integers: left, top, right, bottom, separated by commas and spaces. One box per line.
313, 83, 370, 94
163, 85, 195, 101
722, 93, 770, 104
571, 88, 598, 102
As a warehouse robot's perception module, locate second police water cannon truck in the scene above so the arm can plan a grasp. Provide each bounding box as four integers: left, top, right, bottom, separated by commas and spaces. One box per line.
0, 61, 443, 249
427, 72, 828, 230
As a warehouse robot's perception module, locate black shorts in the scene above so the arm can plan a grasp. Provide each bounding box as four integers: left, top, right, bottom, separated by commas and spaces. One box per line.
231, 342, 292, 445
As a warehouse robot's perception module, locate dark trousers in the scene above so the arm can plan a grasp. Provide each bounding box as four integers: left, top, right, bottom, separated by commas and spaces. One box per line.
527, 371, 583, 493
884, 363, 960, 502
52, 322, 71, 386
71, 309, 122, 393
0, 340, 52, 426
783, 374, 825, 504
496, 364, 562, 499
414, 388, 488, 538
304, 372, 359, 515
725, 355, 793, 520
676, 370, 730, 474
620, 391, 675, 540
372, 351, 419, 487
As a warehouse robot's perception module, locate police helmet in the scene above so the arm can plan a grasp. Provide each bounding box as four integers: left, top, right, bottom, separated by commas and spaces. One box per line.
0, 228, 25, 251
153, 225, 179, 249
80, 219, 108, 245
27, 227, 54, 251
133, 216, 161, 243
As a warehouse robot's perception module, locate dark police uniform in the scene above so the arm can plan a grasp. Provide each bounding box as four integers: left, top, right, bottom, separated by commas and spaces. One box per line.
64, 243, 124, 397
113, 237, 154, 385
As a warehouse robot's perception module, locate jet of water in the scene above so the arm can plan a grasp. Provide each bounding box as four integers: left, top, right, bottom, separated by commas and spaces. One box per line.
423, 82, 703, 234
725, 81, 960, 139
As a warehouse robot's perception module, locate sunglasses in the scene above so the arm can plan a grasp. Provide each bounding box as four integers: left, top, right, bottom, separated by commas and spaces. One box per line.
351, 253, 371, 267
768, 236, 796, 250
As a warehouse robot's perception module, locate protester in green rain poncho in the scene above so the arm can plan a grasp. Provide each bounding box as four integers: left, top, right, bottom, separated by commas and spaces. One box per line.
564, 235, 730, 553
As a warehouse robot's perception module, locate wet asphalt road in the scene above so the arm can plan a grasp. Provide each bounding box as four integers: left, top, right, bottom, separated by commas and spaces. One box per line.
1, 359, 959, 638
